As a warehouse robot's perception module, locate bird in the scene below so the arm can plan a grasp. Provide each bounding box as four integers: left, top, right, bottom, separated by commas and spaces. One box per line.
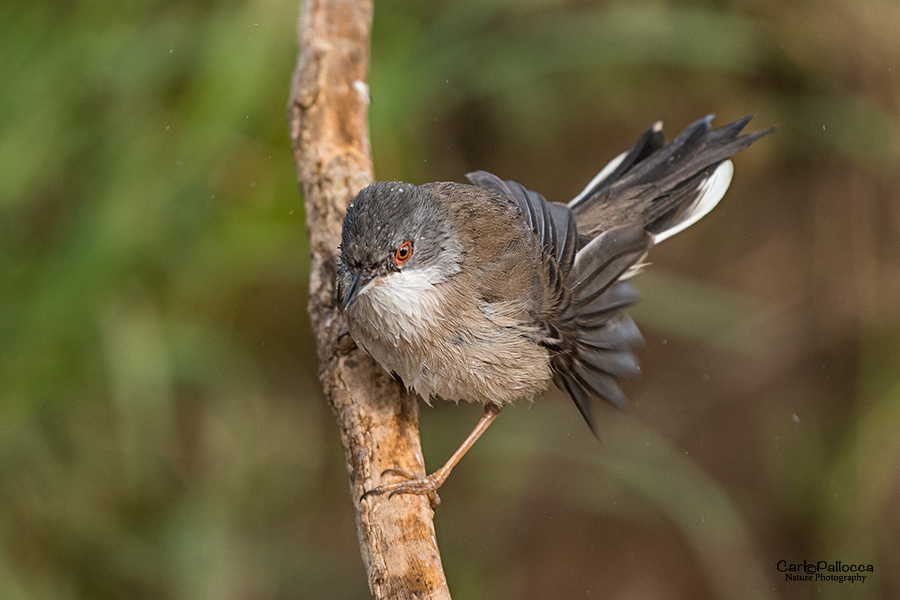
336, 114, 770, 504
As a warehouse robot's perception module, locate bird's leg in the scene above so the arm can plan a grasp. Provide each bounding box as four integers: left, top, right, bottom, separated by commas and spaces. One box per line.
362, 403, 502, 507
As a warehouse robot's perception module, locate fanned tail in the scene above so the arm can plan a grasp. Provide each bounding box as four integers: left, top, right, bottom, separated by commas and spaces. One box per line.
465, 116, 769, 434
569, 115, 772, 246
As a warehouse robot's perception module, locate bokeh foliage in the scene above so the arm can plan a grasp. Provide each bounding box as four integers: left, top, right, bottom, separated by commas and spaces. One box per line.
2, 0, 899, 598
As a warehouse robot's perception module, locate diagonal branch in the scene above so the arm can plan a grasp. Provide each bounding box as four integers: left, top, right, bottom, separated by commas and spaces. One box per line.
287, 1, 452, 598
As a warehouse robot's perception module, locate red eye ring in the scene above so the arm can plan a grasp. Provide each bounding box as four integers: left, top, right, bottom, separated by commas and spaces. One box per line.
394, 241, 413, 266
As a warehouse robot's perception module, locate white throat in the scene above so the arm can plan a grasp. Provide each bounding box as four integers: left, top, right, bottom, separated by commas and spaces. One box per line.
350, 266, 446, 343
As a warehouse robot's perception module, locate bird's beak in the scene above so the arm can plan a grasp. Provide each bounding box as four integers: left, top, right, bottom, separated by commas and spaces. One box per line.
341, 271, 375, 309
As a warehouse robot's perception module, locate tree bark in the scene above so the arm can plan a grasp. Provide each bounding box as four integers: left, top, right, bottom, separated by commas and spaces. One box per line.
288, 1, 451, 598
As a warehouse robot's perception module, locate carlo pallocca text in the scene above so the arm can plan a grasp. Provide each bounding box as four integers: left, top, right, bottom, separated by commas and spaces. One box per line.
778, 560, 873, 584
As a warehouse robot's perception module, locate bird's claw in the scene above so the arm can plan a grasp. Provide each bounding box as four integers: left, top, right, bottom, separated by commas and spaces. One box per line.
381, 467, 418, 479
361, 467, 443, 508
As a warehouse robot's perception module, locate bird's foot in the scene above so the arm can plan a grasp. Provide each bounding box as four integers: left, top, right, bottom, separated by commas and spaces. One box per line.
334, 330, 358, 356
361, 467, 445, 509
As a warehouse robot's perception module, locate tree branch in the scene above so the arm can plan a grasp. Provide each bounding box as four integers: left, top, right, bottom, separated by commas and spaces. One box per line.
288, 1, 451, 598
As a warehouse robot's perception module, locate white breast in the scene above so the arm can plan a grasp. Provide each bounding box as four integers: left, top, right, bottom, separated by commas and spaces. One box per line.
346, 268, 552, 405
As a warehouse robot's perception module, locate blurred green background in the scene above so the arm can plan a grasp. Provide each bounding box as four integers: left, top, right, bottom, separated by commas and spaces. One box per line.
2, 0, 898, 598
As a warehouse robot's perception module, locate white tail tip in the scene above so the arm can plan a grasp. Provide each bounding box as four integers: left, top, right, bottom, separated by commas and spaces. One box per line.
653, 160, 734, 244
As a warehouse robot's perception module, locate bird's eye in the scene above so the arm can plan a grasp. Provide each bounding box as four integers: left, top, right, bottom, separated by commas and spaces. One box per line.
394, 241, 413, 266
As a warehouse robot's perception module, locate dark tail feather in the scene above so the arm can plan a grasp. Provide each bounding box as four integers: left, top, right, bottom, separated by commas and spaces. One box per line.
551, 225, 652, 432
568, 115, 772, 243
567, 121, 665, 212
568, 226, 651, 307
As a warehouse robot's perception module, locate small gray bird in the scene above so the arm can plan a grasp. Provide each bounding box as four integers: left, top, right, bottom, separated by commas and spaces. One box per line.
337, 115, 769, 502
